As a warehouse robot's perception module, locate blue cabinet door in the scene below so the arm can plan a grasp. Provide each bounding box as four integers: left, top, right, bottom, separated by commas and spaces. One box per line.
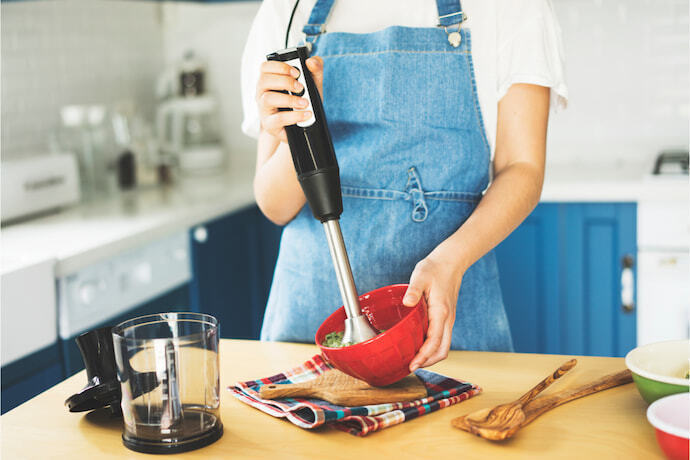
496, 203, 636, 357
561, 203, 637, 357
494, 204, 560, 354
1, 344, 63, 414
190, 205, 281, 340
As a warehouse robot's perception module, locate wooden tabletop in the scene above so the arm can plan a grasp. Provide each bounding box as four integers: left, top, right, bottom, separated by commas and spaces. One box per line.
1, 339, 663, 459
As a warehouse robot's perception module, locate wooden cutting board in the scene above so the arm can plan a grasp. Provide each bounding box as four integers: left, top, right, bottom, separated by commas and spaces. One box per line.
258, 369, 428, 406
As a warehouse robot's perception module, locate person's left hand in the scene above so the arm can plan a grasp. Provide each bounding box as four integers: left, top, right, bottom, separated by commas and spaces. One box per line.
402, 250, 466, 371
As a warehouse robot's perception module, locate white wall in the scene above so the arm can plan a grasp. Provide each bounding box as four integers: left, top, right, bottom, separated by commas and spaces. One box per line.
1, 0, 164, 160
548, 0, 689, 167
161, 1, 261, 171
2, 0, 686, 170
161, 0, 689, 169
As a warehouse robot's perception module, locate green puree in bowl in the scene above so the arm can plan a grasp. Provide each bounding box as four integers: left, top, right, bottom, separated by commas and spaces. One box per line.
322, 331, 349, 348
321, 330, 387, 348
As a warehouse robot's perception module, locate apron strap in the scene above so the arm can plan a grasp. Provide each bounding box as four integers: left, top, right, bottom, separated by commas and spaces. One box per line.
436, 0, 466, 27
302, 0, 466, 44
302, 0, 336, 43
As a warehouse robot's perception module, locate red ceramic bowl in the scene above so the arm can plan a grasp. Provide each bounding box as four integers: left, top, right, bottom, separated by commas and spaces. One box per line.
647, 393, 690, 460
315, 284, 428, 387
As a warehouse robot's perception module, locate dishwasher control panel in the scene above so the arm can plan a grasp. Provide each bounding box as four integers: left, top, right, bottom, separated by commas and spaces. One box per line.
57, 231, 191, 339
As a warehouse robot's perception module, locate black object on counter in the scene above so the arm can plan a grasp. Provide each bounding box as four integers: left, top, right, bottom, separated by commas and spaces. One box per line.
116, 151, 136, 190
266, 46, 342, 223
65, 326, 158, 414
180, 69, 205, 97
652, 150, 689, 175
65, 326, 121, 413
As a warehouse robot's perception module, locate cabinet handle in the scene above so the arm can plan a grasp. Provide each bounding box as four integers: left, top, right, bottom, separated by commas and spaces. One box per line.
193, 226, 208, 244
621, 254, 635, 313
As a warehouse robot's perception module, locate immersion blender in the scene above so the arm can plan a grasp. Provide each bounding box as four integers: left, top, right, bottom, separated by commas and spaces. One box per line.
267, 46, 378, 344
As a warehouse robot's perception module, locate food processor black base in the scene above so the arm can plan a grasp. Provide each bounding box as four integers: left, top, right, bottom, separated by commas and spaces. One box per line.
123, 421, 223, 455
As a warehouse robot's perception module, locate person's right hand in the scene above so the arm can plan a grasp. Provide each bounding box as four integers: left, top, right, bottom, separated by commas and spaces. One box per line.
256, 56, 324, 143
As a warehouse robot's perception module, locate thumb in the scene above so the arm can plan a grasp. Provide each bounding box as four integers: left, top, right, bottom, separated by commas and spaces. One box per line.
403, 268, 429, 307
305, 56, 324, 97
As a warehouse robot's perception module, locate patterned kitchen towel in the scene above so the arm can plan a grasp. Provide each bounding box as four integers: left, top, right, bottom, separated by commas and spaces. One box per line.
230, 354, 481, 436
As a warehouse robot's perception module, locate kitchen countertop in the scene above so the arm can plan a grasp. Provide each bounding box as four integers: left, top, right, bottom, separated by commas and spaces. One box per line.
0, 167, 256, 277
2, 158, 684, 278
540, 161, 686, 202
1, 339, 663, 459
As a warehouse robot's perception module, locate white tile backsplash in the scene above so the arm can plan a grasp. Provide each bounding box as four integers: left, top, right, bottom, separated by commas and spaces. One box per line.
160, 1, 261, 168
1, 0, 687, 169
547, 0, 689, 167
1, 0, 164, 160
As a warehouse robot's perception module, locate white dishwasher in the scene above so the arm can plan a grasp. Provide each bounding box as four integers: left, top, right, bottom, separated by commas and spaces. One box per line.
636, 173, 690, 345
57, 231, 192, 375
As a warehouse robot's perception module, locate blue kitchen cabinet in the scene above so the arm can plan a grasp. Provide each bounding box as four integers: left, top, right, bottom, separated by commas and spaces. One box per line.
1, 345, 63, 414
494, 204, 561, 354
495, 203, 637, 357
189, 205, 282, 340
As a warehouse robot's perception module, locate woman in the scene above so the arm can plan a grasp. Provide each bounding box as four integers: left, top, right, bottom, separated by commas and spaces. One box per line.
241, 0, 567, 371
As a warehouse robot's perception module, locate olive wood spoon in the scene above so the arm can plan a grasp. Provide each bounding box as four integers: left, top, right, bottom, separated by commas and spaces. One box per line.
451, 359, 577, 441
452, 367, 633, 441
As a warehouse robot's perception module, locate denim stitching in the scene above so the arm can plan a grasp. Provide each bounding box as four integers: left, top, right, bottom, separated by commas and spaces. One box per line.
342, 187, 480, 203
426, 195, 480, 203
341, 186, 408, 200
464, 30, 492, 154
321, 50, 470, 58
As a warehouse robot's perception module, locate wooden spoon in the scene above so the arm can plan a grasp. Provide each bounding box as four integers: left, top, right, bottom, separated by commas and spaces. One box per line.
452, 368, 633, 441
258, 369, 428, 406
451, 359, 577, 441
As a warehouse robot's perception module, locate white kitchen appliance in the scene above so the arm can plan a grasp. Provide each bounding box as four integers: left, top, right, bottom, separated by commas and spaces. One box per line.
1, 153, 80, 223
636, 152, 690, 346
57, 231, 191, 341
155, 96, 225, 174
1, 259, 57, 367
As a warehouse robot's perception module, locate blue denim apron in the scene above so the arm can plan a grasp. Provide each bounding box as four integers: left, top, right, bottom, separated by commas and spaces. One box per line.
260, 0, 514, 352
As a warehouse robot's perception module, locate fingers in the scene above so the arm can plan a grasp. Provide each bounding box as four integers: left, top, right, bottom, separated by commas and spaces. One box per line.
305, 56, 324, 96
262, 110, 312, 136
403, 261, 431, 307
257, 58, 320, 140
260, 60, 300, 78
305, 56, 323, 72
259, 91, 308, 112
417, 313, 454, 368
409, 298, 449, 372
256, 73, 303, 100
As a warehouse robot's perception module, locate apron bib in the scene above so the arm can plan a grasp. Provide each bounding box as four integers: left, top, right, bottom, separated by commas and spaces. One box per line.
261, 0, 514, 352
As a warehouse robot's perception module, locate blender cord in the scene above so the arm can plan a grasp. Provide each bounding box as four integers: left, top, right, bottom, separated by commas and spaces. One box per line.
285, 0, 301, 48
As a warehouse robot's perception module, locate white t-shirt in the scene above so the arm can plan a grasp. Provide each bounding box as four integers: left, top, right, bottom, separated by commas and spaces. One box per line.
241, 0, 568, 155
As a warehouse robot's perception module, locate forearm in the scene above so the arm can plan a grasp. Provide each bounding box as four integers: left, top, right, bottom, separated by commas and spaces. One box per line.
434, 161, 544, 274
430, 83, 549, 275
253, 131, 306, 225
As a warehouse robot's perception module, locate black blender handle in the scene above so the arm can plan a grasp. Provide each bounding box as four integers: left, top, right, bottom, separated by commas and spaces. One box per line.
267, 46, 342, 222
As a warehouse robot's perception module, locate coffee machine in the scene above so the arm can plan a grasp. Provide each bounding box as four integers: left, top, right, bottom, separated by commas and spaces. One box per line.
156, 51, 225, 175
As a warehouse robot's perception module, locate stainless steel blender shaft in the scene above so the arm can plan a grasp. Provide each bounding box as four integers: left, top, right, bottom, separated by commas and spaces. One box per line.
322, 219, 378, 344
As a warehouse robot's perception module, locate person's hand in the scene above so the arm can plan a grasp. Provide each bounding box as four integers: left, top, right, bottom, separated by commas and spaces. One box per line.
256, 56, 324, 142
402, 250, 466, 371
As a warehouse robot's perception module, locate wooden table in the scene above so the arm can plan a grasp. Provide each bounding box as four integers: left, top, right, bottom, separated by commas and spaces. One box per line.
1, 340, 663, 459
